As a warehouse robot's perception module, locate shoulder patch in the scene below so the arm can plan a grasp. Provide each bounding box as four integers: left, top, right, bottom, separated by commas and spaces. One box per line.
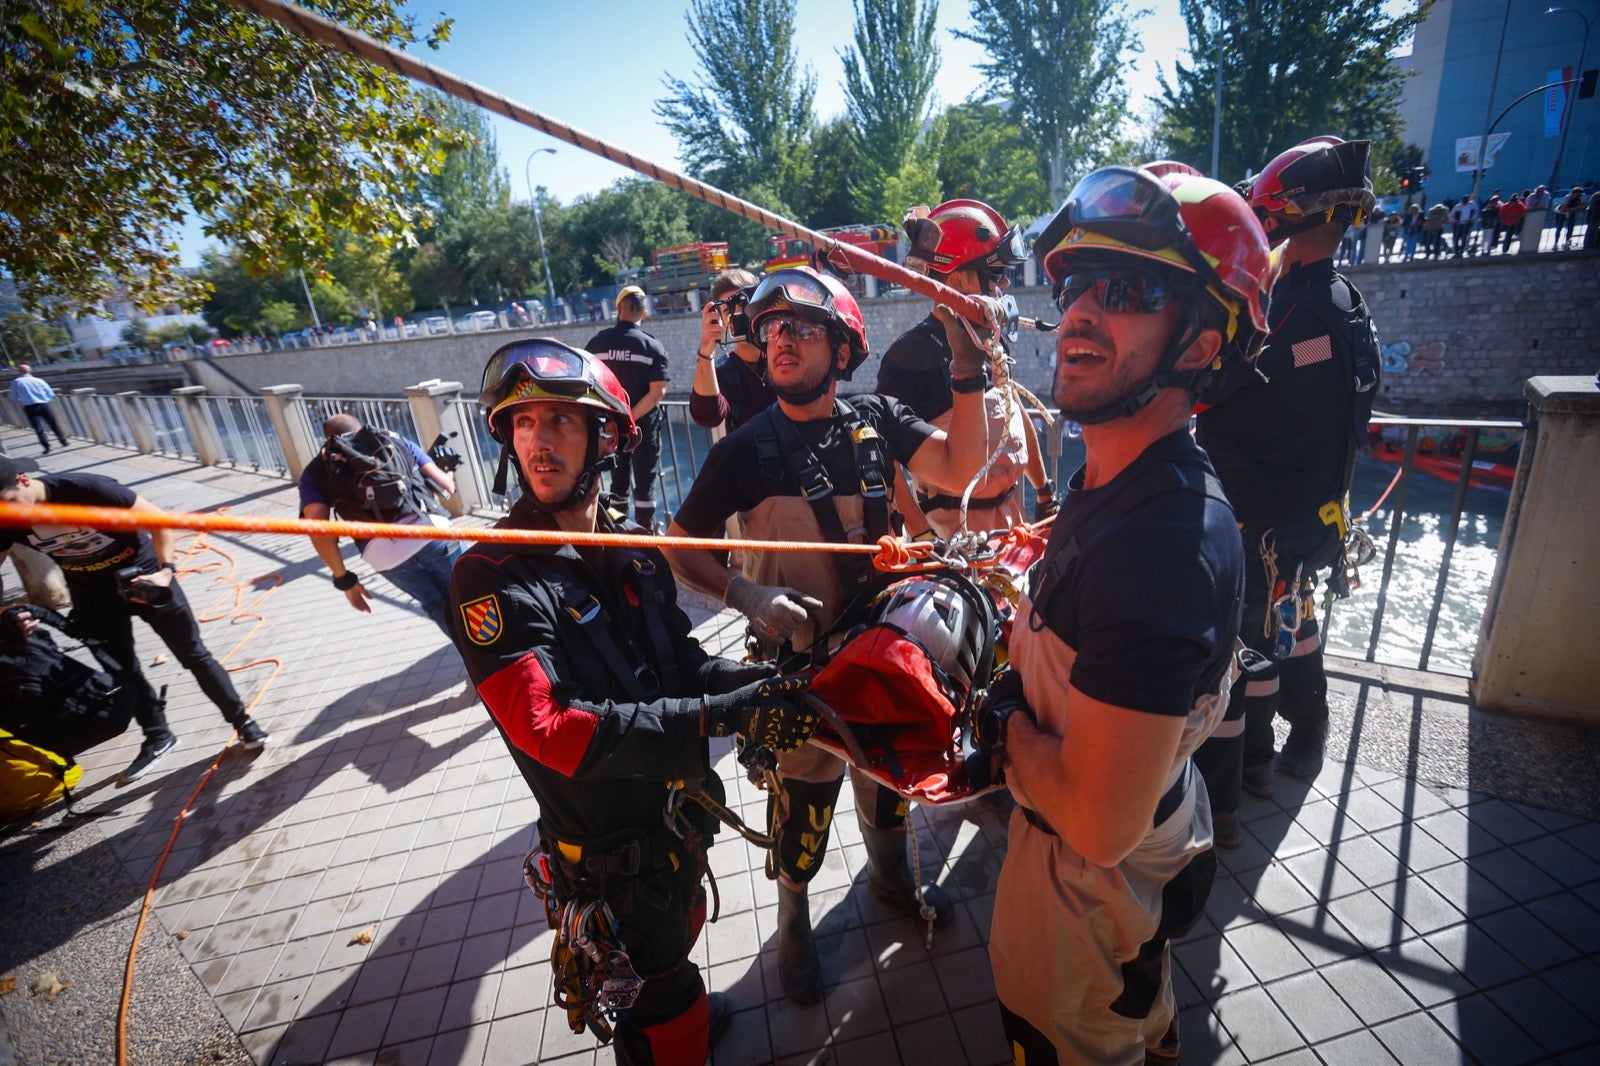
459, 595, 504, 646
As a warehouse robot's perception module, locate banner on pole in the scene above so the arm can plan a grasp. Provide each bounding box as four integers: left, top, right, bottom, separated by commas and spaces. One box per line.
1454, 133, 1511, 172
1545, 67, 1573, 137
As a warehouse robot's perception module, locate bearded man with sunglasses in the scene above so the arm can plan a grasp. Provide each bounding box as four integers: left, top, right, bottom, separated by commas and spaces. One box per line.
878, 198, 1056, 540
664, 266, 991, 1005
448, 339, 820, 1065
971, 163, 1271, 1064
1194, 137, 1382, 840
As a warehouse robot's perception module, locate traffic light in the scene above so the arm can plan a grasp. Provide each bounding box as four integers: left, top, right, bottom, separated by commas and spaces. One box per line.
1400, 174, 1413, 193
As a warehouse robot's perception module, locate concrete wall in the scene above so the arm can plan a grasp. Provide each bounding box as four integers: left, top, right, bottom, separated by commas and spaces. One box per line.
106, 251, 1600, 417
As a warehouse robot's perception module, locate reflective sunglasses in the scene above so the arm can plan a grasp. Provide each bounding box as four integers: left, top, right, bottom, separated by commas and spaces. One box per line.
1053, 268, 1177, 315
755, 315, 832, 345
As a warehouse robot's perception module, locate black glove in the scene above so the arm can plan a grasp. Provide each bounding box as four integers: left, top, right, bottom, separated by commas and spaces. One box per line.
972, 670, 1035, 756
428, 433, 464, 473
1031, 481, 1058, 523
702, 674, 819, 752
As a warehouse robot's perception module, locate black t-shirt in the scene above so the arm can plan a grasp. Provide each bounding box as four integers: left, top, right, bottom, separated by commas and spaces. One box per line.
673, 393, 936, 536
1195, 259, 1362, 524
1030, 430, 1243, 715
876, 314, 953, 422
584, 321, 670, 417
0, 472, 156, 582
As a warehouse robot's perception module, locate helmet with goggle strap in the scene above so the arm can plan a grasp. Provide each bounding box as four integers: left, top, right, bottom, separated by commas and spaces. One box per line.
1034, 163, 1274, 423
920, 199, 1027, 276
746, 266, 869, 399
1247, 136, 1376, 245
478, 338, 640, 506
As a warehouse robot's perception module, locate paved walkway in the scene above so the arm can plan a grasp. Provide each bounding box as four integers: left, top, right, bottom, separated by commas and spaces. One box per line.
2, 434, 1598, 1065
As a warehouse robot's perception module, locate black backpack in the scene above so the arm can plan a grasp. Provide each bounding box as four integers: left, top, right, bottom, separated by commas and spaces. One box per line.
0, 606, 137, 759
320, 426, 432, 523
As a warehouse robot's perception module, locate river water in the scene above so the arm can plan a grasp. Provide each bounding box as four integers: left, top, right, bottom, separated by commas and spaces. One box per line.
654, 413, 1509, 677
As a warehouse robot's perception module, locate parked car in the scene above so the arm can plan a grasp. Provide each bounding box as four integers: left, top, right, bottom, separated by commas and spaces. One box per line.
454, 310, 500, 332
422, 316, 449, 335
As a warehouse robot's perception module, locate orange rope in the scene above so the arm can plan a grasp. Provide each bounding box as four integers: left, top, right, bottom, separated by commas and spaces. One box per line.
116, 525, 283, 1066
1356, 465, 1405, 524
0, 501, 898, 563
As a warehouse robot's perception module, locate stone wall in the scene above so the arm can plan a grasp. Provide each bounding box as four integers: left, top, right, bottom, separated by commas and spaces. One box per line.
189, 251, 1599, 416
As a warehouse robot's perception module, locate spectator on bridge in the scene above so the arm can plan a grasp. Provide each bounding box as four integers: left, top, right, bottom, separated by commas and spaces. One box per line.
1479, 190, 1502, 252
1556, 186, 1585, 249
1448, 195, 1478, 257
1424, 201, 1450, 258
1585, 187, 1600, 250
1401, 203, 1425, 261
7, 364, 69, 455
1497, 193, 1527, 253
585, 285, 670, 530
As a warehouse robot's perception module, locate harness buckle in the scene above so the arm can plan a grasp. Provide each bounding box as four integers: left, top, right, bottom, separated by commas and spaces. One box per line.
630, 557, 656, 577
564, 595, 602, 624
798, 473, 834, 501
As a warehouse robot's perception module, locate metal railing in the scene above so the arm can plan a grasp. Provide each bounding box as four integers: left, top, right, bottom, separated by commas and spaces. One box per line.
195, 395, 287, 474
306, 396, 419, 442
131, 394, 196, 459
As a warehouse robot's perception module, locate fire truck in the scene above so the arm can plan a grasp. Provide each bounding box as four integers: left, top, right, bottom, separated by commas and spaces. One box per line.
764, 224, 901, 295
615, 241, 729, 315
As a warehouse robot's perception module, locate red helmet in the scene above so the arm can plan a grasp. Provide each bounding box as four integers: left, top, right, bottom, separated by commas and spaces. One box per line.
920, 199, 1027, 274
746, 266, 870, 377
478, 338, 640, 450
1035, 164, 1274, 369
1249, 136, 1376, 243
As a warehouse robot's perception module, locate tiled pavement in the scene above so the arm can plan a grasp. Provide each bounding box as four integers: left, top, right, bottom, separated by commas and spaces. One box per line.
2, 434, 1598, 1065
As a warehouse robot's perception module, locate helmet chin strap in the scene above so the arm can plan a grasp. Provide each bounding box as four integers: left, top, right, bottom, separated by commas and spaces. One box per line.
772, 345, 844, 407
1060, 305, 1207, 426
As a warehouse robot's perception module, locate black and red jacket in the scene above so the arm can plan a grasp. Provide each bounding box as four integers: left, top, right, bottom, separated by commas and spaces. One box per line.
448, 499, 757, 844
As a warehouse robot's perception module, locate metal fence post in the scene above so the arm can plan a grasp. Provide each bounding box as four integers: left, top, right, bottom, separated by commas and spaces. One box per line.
117, 391, 156, 454
405, 380, 469, 516
172, 386, 225, 466
260, 384, 320, 480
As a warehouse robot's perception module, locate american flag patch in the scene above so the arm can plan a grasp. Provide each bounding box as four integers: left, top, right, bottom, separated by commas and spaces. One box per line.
1291, 335, 1334, 368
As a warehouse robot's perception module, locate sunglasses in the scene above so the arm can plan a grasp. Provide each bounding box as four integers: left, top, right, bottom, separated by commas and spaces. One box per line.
1053, 268, 1177, 315
755, 315, 832, 345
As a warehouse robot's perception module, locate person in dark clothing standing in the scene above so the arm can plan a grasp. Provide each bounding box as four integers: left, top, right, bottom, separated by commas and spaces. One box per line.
0, 457, 269, 783
878, 198, 1055, 539
585, 285, 670, 529
1194, 136, 1383, 845
449, 339, 816, 1065
689, 268, 774, 434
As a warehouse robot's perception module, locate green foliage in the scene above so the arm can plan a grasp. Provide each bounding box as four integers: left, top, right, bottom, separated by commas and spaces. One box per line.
413, 93, 513, 234
0, 313, 70, 363
564, 179, 697, 286
196, 249, 306, 336
329, 235, 413, 320
256, 300, 301, 336
841, 0, 941, 223
801, 117, 863, 229
1156, 0, 1425, 187
150, 321, 212, 346
957, 0, 1142, 206
120, 318, 151, 350
934, 101, 1052, 226
0, 0, 463, 313
654, 0, 817, 213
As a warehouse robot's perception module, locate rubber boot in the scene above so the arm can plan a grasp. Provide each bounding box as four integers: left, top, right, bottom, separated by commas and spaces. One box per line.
775, 881, 824, 1005
1239, 656, 1281, 797
859, 821, 954, 928
1276, 650, 1329, 780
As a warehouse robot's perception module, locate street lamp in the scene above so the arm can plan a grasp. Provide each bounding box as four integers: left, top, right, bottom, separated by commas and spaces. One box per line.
1547, 5, 1594, 191
524, 147, 559, 323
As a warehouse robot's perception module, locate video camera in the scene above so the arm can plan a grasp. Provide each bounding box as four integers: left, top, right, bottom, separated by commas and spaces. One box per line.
115, 565, 173, 607
709, 286, 755, 344
428, 432, 464, 474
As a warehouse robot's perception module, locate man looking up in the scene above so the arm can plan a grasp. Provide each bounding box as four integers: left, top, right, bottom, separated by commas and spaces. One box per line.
879, 198, 1056, 539
974, 163, 1268, 1063
665, 266, 990, 1004
448, 339, 817, 1064
586, 285, 669, 529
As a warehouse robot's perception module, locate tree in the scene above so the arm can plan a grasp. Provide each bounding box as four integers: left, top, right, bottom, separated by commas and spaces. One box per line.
0, 313, 70, 364
956, 0, 1143, 207
934, 101, 1052, 228
0, 0, 463, 313
841, 0, 941, 222
654, 0, 817, 214
1156, 0, 1425, 187
563, 179, 696, 287
801, 117, 863, 229
196, 249, 308, 336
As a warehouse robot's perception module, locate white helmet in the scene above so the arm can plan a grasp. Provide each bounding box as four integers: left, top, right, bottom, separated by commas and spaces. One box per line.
872, 576, 987, 694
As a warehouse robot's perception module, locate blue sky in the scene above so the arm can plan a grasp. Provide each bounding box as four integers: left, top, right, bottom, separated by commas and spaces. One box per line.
179, 0, 1194, 262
